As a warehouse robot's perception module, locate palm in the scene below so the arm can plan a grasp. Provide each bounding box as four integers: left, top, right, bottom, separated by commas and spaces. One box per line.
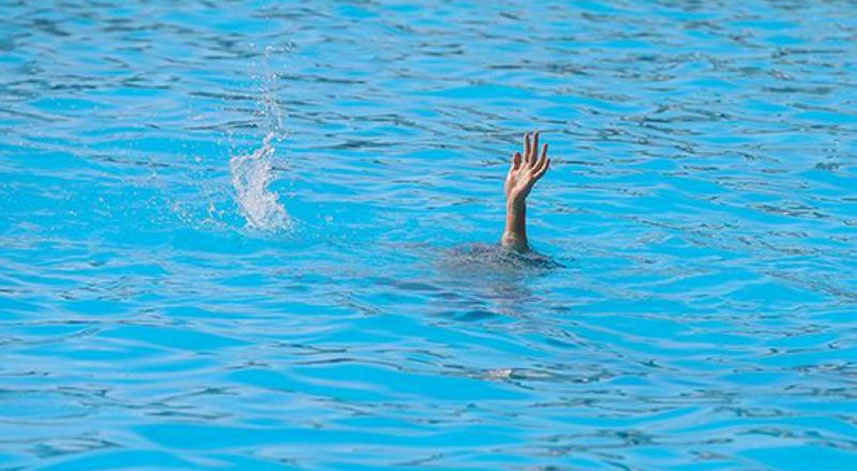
504, 165, 532, 198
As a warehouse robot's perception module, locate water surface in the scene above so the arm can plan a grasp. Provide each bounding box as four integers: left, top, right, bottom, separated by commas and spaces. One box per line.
1, 1, 856, 470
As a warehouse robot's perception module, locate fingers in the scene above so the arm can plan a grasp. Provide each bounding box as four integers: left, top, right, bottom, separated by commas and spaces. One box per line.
534, 158, 551, 180
531, 131, 539, 165
511, 151, 522, 170
536, 143, 548, 171
520, 131, 548, 171
523, 133, 531, 164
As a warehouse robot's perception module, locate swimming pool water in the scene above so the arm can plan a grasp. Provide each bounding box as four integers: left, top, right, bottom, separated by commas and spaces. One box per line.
1, 1, 856, 470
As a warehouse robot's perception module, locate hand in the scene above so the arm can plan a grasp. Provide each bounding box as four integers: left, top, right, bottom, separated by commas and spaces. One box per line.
504, 131, 550, 205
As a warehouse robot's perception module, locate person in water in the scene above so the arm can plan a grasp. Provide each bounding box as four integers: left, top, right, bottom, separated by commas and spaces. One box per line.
501, 131, 551, 253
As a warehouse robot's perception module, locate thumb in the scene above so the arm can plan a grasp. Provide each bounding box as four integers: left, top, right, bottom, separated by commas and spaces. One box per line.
511, 152, 522, 170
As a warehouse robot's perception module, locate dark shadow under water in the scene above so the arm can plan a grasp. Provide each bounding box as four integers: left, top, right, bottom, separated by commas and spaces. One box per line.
368, 241, 567, 321
442, 242, 564, 274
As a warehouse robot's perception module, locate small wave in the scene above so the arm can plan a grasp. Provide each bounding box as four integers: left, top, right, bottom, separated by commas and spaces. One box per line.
229, 132, 291, 231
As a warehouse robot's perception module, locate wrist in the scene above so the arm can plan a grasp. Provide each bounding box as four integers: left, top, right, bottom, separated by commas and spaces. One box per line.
506, 195, 526, 209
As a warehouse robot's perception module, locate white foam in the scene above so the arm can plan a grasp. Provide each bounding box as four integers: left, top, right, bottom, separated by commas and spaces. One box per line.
229, 132, 290, 231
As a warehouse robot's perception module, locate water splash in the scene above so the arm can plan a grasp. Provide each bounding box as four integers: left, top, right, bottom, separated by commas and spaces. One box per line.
224, 42, 292, 232
229, 132, 290, 231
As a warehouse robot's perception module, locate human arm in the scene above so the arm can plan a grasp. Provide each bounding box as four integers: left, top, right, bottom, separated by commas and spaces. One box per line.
501, 131, 550, 252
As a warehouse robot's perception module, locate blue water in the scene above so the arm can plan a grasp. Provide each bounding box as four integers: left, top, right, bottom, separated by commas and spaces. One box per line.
1, 1, 856, 470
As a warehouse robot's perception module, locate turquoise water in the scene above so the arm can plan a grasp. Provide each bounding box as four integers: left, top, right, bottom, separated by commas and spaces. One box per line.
1, 0, 856, 470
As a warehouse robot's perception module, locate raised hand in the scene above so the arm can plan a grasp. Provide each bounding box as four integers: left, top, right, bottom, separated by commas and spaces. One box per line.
501, 131, 551, 252
504, 131, 550, 205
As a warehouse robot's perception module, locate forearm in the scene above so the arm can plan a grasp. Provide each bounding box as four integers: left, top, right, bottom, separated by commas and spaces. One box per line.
501, 198, 529, 252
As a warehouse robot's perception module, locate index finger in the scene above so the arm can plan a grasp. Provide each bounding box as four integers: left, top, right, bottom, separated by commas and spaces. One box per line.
523, 132, 531, 161
531, 131, 540, 163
